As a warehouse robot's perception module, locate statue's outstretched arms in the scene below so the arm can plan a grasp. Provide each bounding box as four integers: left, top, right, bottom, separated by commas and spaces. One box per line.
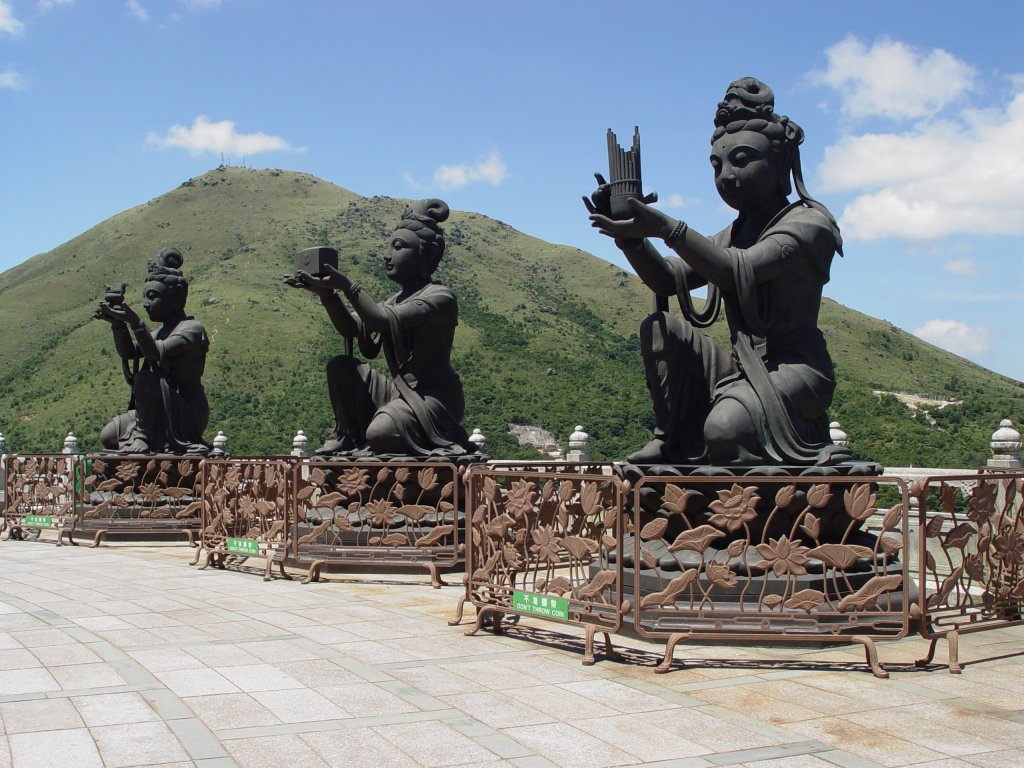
286, 270, 359, 338
593, 198, 802, 290
117, 303, 161, 365
94, 301, 144, 360
320, 264, 391, 333
588, 190, 704, 295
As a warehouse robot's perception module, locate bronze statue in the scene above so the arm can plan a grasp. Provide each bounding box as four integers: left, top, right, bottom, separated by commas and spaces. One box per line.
93, 247, 210, 455
287, 199, 471, 458
587, 77, 850, 467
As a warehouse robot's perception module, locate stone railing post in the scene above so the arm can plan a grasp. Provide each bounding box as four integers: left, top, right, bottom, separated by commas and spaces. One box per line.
829, 421, 848, 450
62, 432, 80, 454
468, 428, 486, 454
291, 430, 310, 458
211, 430, 229, 456
566, 425, 592, 462
988, 419, 1022, 468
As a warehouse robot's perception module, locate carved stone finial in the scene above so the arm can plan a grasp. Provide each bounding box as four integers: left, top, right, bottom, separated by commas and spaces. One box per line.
989, 419, 1022, 467
62, 431, 80, 454
291, 429, 310, 457
0, 433, 6, 454
829, 421, 849, 449
468, 428, 486, 452
212, 430, 228, 455
567, 425, 592, 462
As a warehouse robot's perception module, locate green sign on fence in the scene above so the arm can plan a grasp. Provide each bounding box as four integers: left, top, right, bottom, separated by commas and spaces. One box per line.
513, 590, 569, 620
226, 538, 260, 556
24, 515, 53, 528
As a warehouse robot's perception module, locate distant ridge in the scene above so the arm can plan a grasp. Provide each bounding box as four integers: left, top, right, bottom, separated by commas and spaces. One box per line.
1, 166, 1020, 466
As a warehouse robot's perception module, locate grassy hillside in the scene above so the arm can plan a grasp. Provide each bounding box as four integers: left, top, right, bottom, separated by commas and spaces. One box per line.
1, 167, 1021, 466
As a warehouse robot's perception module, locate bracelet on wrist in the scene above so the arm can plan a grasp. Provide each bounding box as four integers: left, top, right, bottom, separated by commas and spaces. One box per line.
664, 220, 688, 248
345, 283, 362, 298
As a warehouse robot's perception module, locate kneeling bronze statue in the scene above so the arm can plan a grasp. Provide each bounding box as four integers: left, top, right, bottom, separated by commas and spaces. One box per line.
93, 247, 210, 455
287, 199, 472, 458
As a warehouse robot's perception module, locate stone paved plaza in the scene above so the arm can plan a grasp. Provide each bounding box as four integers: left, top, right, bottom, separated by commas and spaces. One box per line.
1, 541, 1023, 768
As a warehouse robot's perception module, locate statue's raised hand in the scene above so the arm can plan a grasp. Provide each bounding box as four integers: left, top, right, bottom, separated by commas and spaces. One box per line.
582, 172, 613, 217
590, 197, 675, 242
285, 270, 335, 296
93, 300, 140, 326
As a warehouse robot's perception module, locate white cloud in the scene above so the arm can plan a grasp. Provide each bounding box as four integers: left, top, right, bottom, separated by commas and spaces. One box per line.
819, 82, 1024, 240
147, 116, 294, 156
659, 193, 700, 209
38, 0, 74, 10
0, 1, 24, 34
0, 67, 26, 89
943, 259, 981, 277
126, 0, 148, 21
914, 319, 992, 357
811, 36, 974, 121
433, 150, 507, 189
180, 0, 223, 9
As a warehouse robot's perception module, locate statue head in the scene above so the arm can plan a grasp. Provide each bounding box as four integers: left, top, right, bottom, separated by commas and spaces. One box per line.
143, 247, 189, 322
386, 199, 449, 283
710, 77, 841, 250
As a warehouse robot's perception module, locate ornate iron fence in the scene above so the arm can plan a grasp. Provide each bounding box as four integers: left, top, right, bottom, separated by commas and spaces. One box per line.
192, 457, 295, 581
913, 470, 1024, 673
460, 464, 627, 665
631, 474, 911, 678
2, 454, 79, 544
74, 455, 204, 546
292, 460, 465, 587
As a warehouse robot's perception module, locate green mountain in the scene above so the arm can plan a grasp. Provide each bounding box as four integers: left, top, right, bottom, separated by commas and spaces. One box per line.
1, 167, 1021, 466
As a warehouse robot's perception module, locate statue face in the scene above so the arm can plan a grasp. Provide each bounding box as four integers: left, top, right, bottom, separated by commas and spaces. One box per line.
142, 280, 178, 322
384, 228, 425, 283
710, 130, 784, 212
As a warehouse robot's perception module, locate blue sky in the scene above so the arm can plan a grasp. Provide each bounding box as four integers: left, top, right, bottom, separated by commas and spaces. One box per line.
3, 1, 1023, 381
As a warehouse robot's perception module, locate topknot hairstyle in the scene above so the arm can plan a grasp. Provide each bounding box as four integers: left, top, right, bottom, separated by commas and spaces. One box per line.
396, 199, 449, 274
145, 246, 189, 304
711, 77, 841, 254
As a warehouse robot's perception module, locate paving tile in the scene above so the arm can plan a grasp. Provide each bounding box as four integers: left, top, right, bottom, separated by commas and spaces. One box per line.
275, 660, 363, 688
8, 728, 103, 768
237, 639, 319, 664
786, 716, 947, 767
28, 643, 102, 668
964, 750, 1024, 768
216, 663, 304, 692
503, 685, 621, 720
249, 688, 347, 723
153, 668, 240, 697
319, 683, 419, 717
0, 649, 40, 672
371, 719, 500, 767
302, 727, 435, 768
183, 643, 262, 668
557, 678, 682, 713
127, 648, 205, 673
740, 756, 843, 768
503, 722, 635, 768
441, 690, 559, 729
578, 711, 713, 761
0, 699, 83, 734
91, 721, 190, 768
183, 693, 282, 731
71, 692, 161, 728
49, 662, 127, 690
223, 733, 329, 767
7, 629, 74, 649
0, 667, 61, 696
387, 665, 489, 696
